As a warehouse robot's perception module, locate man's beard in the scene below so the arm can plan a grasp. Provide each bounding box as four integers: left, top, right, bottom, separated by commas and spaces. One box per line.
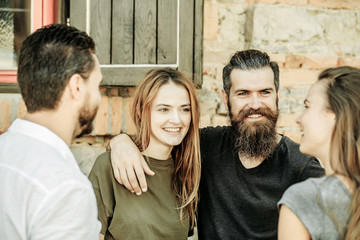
230, 106, 279, 159
75, 103, 98, 138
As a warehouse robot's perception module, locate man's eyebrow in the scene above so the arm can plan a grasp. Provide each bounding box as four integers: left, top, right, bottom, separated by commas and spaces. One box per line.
234, 89, 248, 93
304, 99, 309, 104
233, 88, 274, 93
260, 88, 274, 91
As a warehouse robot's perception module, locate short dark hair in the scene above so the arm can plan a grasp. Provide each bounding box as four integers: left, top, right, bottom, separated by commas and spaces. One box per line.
17, 24, 96, 113
222, 49, 279, 96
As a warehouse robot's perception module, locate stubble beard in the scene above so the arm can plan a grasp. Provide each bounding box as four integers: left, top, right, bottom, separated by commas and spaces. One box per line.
229, 105, 279, 159
75, 102, 98, 139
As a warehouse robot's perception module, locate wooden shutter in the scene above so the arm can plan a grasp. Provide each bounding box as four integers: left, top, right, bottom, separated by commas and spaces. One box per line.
70, 0, 203, 86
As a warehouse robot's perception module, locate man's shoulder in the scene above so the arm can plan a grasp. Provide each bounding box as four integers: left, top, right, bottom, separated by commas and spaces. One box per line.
0, 131, 63, 164
280, 135, 300, 148
279, 135, 313, 160
200, 125, 231, 139
277, 135, 324, 178
1, 133, 89, 191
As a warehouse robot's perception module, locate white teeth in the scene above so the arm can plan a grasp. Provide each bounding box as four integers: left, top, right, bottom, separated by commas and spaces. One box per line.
248, 114, 262, 118
164, 128, 180, 132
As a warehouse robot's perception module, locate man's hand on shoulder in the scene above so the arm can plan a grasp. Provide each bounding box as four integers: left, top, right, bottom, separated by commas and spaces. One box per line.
109, 134, 154, 195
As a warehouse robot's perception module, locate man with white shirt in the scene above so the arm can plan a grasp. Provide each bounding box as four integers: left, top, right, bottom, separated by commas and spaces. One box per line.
0, 24, 102, 240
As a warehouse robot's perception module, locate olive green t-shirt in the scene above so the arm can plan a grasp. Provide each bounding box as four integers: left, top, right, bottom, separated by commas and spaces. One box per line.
88, 151, 189, 240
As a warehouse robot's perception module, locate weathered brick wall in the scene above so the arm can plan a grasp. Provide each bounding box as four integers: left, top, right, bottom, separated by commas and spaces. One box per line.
1, 0, 360, 174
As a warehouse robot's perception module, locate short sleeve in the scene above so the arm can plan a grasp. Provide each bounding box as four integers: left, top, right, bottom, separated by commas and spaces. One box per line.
278, 178, 323, 239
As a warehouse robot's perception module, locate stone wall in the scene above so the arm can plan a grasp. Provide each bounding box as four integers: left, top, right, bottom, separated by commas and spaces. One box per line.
202, 0, 360, 143
1, 0, 360, 174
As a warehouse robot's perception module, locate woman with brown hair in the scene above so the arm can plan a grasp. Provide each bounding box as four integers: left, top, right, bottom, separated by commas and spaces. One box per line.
89, 68, 201, 240
278, 66, 360, 240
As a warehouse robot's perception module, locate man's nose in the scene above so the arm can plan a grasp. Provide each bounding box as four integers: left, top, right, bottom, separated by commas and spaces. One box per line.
248, 94, 261, 109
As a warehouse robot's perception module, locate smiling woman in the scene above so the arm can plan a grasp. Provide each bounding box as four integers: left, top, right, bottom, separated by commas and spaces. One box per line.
145, 81, 192, 159
88, 68, 201, 240
278, 66, 360, 240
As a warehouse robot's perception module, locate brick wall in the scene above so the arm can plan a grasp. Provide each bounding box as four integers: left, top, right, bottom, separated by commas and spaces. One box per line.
1, 0, 360, 173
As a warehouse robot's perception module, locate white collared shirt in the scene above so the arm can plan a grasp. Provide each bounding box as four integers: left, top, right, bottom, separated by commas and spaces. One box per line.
0, 119, 101, 240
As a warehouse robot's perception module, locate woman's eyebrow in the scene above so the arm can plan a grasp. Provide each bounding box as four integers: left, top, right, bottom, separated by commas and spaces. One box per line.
155, 103, 191, 107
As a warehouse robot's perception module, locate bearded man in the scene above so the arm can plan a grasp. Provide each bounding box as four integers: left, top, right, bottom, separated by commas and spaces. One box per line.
109, 49, 325, 240
0, 24, 102, 239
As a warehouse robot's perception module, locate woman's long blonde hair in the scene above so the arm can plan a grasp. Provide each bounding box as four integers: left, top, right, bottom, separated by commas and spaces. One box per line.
318, 66, 360, 239
130, 68, 201, 227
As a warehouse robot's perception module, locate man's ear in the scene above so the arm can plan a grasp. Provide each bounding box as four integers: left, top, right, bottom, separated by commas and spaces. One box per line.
67, 74, 83, 100
221, 89, 229, 111
277, 87, 281, 100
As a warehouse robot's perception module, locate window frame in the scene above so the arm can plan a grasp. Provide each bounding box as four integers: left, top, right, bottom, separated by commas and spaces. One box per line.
0, 0, 57, 92
0, 0, 204, 92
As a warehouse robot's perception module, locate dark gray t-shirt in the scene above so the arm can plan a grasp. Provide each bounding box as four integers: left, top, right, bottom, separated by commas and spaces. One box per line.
278, 176, 352, 239
198, 126, 324, 240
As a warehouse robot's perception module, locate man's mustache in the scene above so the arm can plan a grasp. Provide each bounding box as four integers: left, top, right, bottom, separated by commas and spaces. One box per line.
233, 107, 278, 122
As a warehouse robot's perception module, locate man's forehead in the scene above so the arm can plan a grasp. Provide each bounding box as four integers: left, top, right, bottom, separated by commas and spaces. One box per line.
230, 67, 275, 90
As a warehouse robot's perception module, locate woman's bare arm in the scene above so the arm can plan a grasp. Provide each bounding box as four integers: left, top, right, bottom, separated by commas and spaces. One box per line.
278, 204, 311, 240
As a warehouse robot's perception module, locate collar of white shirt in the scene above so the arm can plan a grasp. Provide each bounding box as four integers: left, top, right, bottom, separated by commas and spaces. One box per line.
8, 118, 79, 169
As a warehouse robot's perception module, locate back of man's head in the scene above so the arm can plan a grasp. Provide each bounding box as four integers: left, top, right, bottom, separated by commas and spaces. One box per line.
17, 24, 96, 113
222, 49, 279, 96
